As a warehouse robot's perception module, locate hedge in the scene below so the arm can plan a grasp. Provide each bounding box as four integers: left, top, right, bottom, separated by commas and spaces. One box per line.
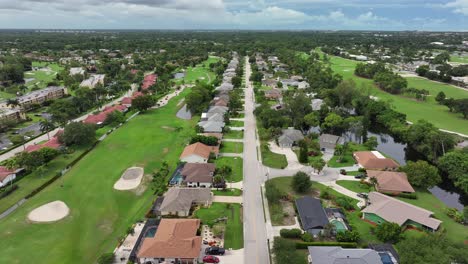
295, 241, 358, 249
280, 228, 302, 239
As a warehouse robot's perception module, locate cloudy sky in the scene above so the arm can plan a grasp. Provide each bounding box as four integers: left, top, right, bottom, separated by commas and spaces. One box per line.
0, 0, 467, 31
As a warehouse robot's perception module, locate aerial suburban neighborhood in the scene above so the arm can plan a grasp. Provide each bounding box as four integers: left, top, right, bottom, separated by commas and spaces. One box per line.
0, 3, 468, 264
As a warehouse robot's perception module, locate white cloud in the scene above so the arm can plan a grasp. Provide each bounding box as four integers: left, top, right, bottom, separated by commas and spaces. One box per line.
445, 0, 468, 15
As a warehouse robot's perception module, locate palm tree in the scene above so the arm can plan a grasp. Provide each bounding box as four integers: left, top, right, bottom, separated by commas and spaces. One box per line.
39, 119, 55, 140
369, 176, 378, 191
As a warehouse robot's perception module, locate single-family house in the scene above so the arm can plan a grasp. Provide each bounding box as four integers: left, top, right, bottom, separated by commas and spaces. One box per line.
212, 98, 229, 107
120, 91, 144, 107
69, 67, 85, 76
181, 163, 215, 188
362, 192, 441, 232
278, 128, 304, 148
262, 79, 278, 88
197, 121, 225, 133
0, 167, 23, 187
264, 88, 282, 100
307, 246, 383, 264
298, 81, 310, 89
207, 106, 229, 115
83, 105, 128, 125
158, 188, 212, 216
353, 151, 399, 170
215, 83, 234, 92
296, 197, 329, 235
311, 99, 324, 111
180, 142, 219, 163
137, 219, 202, 264
201, 112, 225, 123
367, 170, 415, 195
318, 134, 343, 153
142, 74, 157, 90
25, 130, 63, 153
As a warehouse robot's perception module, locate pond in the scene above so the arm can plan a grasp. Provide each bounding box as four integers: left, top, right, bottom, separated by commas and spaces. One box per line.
344, 129, 467, 210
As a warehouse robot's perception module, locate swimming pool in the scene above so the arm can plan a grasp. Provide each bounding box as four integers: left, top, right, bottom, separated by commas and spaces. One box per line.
144, 227, 157, 238
330, 219, 347, 231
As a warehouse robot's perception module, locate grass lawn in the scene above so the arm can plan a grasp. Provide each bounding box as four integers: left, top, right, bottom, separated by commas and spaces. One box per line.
451, 55, 468, 63
396, 190, 467, 244
214, 157, 243, 182
24, 62, 64, 91
0, 88, 198, 264
0, 90, 15, 99
194, 203, 244, 249
224, 130, 244, 139
327, 142, 366, 168
261, 143, 288, 169
336, 180, 373, 193
0, 147, 87, 214
324, 53, 468, 134
228, 120, 244, 127
212, 188, 242, 196
220, 142, 243, 153
343, 171, 360, 176
179, 57, 219, 85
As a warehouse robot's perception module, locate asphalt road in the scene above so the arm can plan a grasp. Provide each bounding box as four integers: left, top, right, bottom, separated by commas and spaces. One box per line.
242, 57, 270, 264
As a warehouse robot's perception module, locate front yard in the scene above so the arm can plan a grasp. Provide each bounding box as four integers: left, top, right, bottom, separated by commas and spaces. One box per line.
214, 157, 243, 182
194, 203, 244, 249
212, 188, 242, 196
336, 180, 373, 193
261, 143, 288, 169
228, 120, 244, 127
223, 130, 244, 139
327, 142, 367, 168
220, 142, 243, 153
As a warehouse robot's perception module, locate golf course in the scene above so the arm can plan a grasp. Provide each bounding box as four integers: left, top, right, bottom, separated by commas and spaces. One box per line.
0, 88, 197, 264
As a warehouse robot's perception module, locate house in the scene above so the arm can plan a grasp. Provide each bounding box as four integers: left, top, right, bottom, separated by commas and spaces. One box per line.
201, 112, 225, 123
180, 142, 219, 163
207, 106, 229, 115
83, 105, 128, 125
311, 99, 324, 111
120, 91, 144, 107
318, 134, 343, 153
25, 130, 63, 153
158, 188, 212, 216
278, 128, 304, 148
212, 98, 228, 107
69, 67, 84, 76
264, 88, 282, 100
197, 121, 225, 133
281, 79, 298, 88
174, 72, 185, 79
215, 82, 234, 92
137, 219, 202, 264
295, 197, 329, 235
307, 246, 383, 264
142, 74, 157, 90
16, 86, 67, 109
367, 170, 415, 195
262, 79, 278, 88
0, 107, 26, 122
181, 163, 215, 188
0, 167, 23, 187
362, 192, 442, 231
80, 74, 105, 88
353, 151, 399, 170
298, 81, 310, 89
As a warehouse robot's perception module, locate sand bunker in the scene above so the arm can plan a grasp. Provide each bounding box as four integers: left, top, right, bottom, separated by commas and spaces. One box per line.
28, 201, 70, 223
114, 167, 144, 190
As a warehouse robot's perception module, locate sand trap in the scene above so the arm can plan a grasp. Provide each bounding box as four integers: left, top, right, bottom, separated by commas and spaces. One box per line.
114, 167, 144, 190
28, 201, 70, 223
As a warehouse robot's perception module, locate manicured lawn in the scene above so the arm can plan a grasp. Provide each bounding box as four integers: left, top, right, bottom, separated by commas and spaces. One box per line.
212, 188, 242, 196
261, 143, 288, 169
451, 55, 468, 63
194, 203, 244, 249
336, 180, 373, 193
343, 171, 360, 176
228, 120, 244, 127
0, 88, 198, 264
179, 57, 219, 85
396, 190, 467, 244
324, 53, 468, 134
0, 147, 87, 214
24, 62, 64, 91
214, 157, 243, 182
220, 141, 243, 153
327, 142, 366, 168
224, 130, 244, 139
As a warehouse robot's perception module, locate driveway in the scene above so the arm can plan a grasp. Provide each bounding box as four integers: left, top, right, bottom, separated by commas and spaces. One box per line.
213, 196, 243, 204
321, 181, 366, 207
267, 141, 304, 170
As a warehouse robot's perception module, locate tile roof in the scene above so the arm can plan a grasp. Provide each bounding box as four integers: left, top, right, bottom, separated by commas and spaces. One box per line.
83, 105, 127, 124
159, 188, 212, 214
137, 219, 202, 259
141, 74, 157, 90
0, 166, 16, 182
180, 142, 219, 160
181, 163, 215, 183
362, 192, 441, 230
353, 151, 399, 170
25, 130, 63, 153
367, 170, 415, 193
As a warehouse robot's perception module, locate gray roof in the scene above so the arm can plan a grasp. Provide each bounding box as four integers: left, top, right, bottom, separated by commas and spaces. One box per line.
203, 112, 225, 122
311, 99, 324, 111
278, 128, 304, 145
295, 197, 329, 231
159, 188, 212, 213
215, 83, 234, 91
207, 106, 229, 114
319, 134, 343, 149
307, 247, 383, 264
198, 121, 225, 133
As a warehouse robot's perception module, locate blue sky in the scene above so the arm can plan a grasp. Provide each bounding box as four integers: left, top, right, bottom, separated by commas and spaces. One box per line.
0, 0, 467, 31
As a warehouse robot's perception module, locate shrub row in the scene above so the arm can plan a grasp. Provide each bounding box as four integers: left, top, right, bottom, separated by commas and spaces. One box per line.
279, 228, 302, 239
295, 241, 358, 249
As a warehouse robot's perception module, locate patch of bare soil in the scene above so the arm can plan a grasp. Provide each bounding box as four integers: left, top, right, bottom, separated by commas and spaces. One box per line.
280, 200, 296, 226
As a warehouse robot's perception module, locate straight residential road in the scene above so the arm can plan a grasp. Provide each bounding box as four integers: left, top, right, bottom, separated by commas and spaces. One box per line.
243, 57, 270, 264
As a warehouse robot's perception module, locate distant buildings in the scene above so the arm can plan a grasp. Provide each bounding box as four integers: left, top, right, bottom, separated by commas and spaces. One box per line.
0, 107, 26, 122
16, 86, 67, 109
69, 67, 85, 76
80, 74, 105, 89
83, 105, 128, 125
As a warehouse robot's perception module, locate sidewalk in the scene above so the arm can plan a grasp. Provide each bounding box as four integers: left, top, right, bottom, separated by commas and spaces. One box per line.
213, 196, 243, 204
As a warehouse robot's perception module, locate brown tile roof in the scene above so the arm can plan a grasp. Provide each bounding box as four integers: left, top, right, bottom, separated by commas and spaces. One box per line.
0, 166, 16, 182
180, 143, 219, 160
362, 192, 441, 230
353, 151, 399, 170
367, 170, 415, 193
181, 163, 215, 183
159, 188, 212, 214
137, 219, 202, 259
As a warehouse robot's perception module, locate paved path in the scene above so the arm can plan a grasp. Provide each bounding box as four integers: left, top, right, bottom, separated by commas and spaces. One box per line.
217, 249, 244, 264
267, 141, 304, 170
321, 181, 366, 207
230, 118, 245, 121
222, 139, 243, 143
213, 196, 243, 204
242, 57, 270, 264
219, 153, 243, 158
229, 126, 244, 131
113, 222, 145, 264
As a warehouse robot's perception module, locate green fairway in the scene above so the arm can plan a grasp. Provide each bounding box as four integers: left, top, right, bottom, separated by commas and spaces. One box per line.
194, 203, 243, 249
180, 57, 219, 85
451, 55, 468, 63
24, 62, 64, 91
223, 130, 244, 139
325, 54, 468, 134
214, 157, 243, 182
220, 141, 243, 153
0, 88, 198, 264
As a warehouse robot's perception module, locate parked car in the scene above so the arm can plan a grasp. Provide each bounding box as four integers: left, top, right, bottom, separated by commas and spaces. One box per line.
339, 169, 347, 175
205, 246, 226, 255
357, 193, 368, 198
354, 174, 366, 179
213, 181, 227, 189
203, 255, 220, 263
